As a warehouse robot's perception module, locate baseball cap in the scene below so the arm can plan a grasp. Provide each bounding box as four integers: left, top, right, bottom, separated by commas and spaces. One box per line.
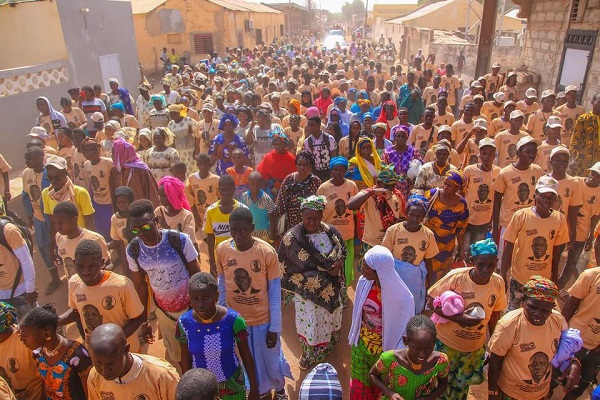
516, 135, 542, 150
535, 175, 559, 195
550, 146, 570, 159
479, 137, 496, 149
541, 89, 557, 99
259, 102, 273, 110
586, 162, 600, 175
471, 81, 483, 89
473, 94, 485, 101
493, 92, 506, 103
564, 85, 578, 93
525, 88, 538, 99
338, 79, 348, 85
510, 110, 525, 119
201, 103, 214, 112
474, 118, 488, 130
492, 62, 501, 68
91, 112, 104, 123
557, 91, 566, 99
287, 78, 298, 85
546, 116, 563, 129
438, 124, 452, 134
28, 126, 49, 140
45, 155, 68, 170
504, 100, 516, 109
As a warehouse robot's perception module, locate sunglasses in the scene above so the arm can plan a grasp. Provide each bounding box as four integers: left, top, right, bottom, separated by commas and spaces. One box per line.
131, 223, 152, 235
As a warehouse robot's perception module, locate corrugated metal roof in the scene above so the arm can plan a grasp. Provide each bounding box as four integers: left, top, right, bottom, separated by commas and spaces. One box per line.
386, 0, 453, 23
208, 0, 282, 12
131, 0, 167, 14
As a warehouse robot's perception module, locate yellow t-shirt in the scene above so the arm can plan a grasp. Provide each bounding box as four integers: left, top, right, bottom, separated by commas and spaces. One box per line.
57, 146, 75, 179
110, 214, 128, 246
216, 238, 281, 326
56, 228, 110, 278
423, 148, 462, 168
494, 130, 528, 168
0, 376, 15, 400
550, 174, 583, 216
433, 110, 455, 127
283, 127, 305, 153
428, 267, 507, 351
488, 117, 510, 139
42, 185, 95, 227
0, 330, 44, 399
441, 75, 460, 106
483, 73, 502, 93
0, 154, 11, 197
381, 222, 439, 265
0, 225, 25, 292
360, 190, 404, 247
461, 138, 481, 168
556, 104, 586, 143
87, 354, 179, 400
72, 149, 90, 190
451, 119, 474, 145
533, 142, 561, 174
409, 124, 438, 153
68, 271, 145, 352
83, 158, 113, 205
481, 101, 503, 122
575, 177, 600, 242
203, 200, 247, 250
463, 164, 501, 226
489, 309, 566, 400
196, 119, 221, 155
493, 164, 542, 228
516, 100, 541, 121
155, 206, 196, 241
526, 109, 562, 141
503, 207, 569, 284
186, 172, 220, 227
21, 168, 45, 222
316, 180, 359, 241
567, 267, 600, 349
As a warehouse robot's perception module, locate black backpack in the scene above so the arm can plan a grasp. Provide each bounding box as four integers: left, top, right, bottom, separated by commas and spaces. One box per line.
0, 212, 34, 299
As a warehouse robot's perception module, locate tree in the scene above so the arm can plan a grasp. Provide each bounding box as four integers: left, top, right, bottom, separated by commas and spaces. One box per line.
341, 0, 366, 22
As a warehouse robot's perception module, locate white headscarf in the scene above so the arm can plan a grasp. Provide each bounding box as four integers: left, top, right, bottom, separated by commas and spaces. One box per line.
348, 245, 415, 351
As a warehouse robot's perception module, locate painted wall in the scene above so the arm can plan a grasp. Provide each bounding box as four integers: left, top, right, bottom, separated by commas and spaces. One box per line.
0, 1, 68, 70
134, 0, 284, 74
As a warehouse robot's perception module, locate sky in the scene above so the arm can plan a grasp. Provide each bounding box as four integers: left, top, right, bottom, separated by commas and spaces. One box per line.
258, 0, 418, 14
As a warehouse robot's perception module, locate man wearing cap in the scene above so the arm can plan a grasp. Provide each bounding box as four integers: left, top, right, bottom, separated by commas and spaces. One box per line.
27, 127, 58, 159
81, 86, 108, 138
457, 118, 489, 168
526, 89, 561, 141
516, 88, 541, 121
569, 93, 600, 175
197, 103, 220, 155
534, 116, 565, 174
492, 136, 542, 258
558, 161, 600, 290
484, 62, 502, 94
280, 79, 301, 106
501, 175, 569, 309
482, 92, 506, 122
556, 85, 586, 144
423, 129, 462, 167
463, 137, 501, 246
451, 102, 476, 145
458, 81, 483, 112
494, 110, 528, 168
498, 72, 518, 101
488, 100, 516, 138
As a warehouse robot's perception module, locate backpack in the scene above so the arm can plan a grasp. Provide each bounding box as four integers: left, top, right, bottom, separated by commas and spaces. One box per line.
0, 213, 34, 299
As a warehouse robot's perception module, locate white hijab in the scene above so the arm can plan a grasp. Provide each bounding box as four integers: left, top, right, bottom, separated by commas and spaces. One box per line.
348, 245, 415, 351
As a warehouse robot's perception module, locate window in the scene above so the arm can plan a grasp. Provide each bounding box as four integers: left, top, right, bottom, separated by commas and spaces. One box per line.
237, 32, 244, 49
167, 34, 182, 44
556, 29, 596, 100
192, 33, 213, 55
569, 0, 587, 22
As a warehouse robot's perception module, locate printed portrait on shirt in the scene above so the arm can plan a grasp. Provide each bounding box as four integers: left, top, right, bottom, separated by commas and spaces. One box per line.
401, 246, 417, 264
528, 236, 550, 261
515, 183, 532, 205
196, 190, 207, 205
524, 352, 550, 384
83, 304, 104, 332
29, 184, 41, 202
507, 144, 518, 160
233, 268, 260, 294
334, 199, 350, 218
476, 184, 492, 204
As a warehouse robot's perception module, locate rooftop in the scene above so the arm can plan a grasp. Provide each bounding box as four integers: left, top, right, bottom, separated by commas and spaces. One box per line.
131, 0, 282, 14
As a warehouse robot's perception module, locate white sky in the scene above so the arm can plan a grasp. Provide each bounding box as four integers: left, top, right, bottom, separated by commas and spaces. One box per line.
257, 0, 418, 14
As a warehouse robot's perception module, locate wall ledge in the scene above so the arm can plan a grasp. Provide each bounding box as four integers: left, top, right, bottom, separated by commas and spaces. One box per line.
0, 60, 69, 97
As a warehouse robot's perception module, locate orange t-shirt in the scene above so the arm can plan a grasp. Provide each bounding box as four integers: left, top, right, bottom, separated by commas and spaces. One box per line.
567, 267, 600, 350
494, 130, 528, 168
463, 164, 500, 226
574, 177, 600, 242
381, 222, 439, 265
493, 164, 542, 227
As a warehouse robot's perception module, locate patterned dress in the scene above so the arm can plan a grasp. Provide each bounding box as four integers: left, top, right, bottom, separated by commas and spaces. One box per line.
374, 351, 450, 400
148, 109, 170, 129
208, 134, 249, 176
424, 188, 469, 275
382, 145, 422, 199
144, 146, 181, 182
168, 117, 198, 175
176, 308, 248, 400
274, 172, 321, 232
34, 341, 92, 400
568, 112, 600, 176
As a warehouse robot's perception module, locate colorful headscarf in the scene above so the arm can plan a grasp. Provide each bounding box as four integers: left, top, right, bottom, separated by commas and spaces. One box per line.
300, 195, 327, 211
218, 113, 240, 130
306, 106, 320, 119
390, 124, 410, 140
110, 102, 125, 111
105, 120, 121, 132
155, 127, 175, 147
288, 99, 301, 114
150, 94, 167, 107
112, 137, 150, 172
357, 99, 372, 107
349, 136, 382, 187
372, 122, 388, 132
377, 164, 400, 185
330, 156, 349, 169
470, 238, 498, 257
445, 170, 466, 191
522, 276, 558, 303
269, 125, 288, 142
334, 96, 347, 106
405, 194, 428, 212
0, 302, 17, 333
159, 176, 191, 211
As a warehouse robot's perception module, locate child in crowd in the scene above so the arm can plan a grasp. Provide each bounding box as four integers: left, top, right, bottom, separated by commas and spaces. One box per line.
283, 114, 305, 153
58, 240, 148, 352
186, 154, 220, 232
370, 315, 449, 400
226, 148, 253, 199
70, 128, 90, 190
176, 368, 219, 400
19, 304, 92, 400
155, 176, 197, 251
53, 201, 110, 279
177, 272, 260, 400
171, 161, 188, 183
239, 172, 277, 242
56, 127, 75, 179
109, 186, 134, 274
81, 137, 114, 241
204, 175, 247, 276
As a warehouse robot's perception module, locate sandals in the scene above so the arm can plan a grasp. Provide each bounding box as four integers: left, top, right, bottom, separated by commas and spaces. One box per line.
298, 355, 311, 371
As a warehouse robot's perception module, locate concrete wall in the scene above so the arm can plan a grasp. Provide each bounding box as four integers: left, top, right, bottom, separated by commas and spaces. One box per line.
520, 0, 599, 108
0, 1, 68, 70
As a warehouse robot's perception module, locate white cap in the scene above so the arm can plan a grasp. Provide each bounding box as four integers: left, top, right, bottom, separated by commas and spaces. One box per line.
473, 94, 485, 101
504, 100, 516, 109
493, 92, 506, 102
438, 124, 452, 134
479, 137, 496, 149
44, 155, 68, 170
492, 62, 501, 68
546, 116, 563, 129
91, 112, 104, 123
541, 89, 557, 99
202, 103, 214, 112
525, 88, 538, 99
516, 135, 542, 150
28, 126, 49, 140
564, 85, 578, 93
550, 145, 570, 159
474, 118, 488, 130
510, 110, 525, 119
535, 175, 559, 195
586, 162, 600, 175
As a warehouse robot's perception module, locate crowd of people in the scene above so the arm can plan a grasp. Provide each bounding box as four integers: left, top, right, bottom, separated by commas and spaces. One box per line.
0, 36, 599, 400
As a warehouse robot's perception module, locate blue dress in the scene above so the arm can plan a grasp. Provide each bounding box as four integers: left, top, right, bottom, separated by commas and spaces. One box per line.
208, 134, 249, 176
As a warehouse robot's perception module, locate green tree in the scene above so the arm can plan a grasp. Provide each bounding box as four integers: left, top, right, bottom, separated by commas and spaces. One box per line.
341, 0, 366, 21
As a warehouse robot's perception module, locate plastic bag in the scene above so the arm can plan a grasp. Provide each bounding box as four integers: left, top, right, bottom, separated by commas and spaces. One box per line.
407, 158, 422, 180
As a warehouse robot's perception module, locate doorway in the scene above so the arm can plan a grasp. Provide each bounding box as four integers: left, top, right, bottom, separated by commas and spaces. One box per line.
99, 54, 123, 92
255, 29, 263, 46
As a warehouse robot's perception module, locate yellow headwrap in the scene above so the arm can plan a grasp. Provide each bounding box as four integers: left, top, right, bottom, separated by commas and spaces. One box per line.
349, 137, 382, 187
